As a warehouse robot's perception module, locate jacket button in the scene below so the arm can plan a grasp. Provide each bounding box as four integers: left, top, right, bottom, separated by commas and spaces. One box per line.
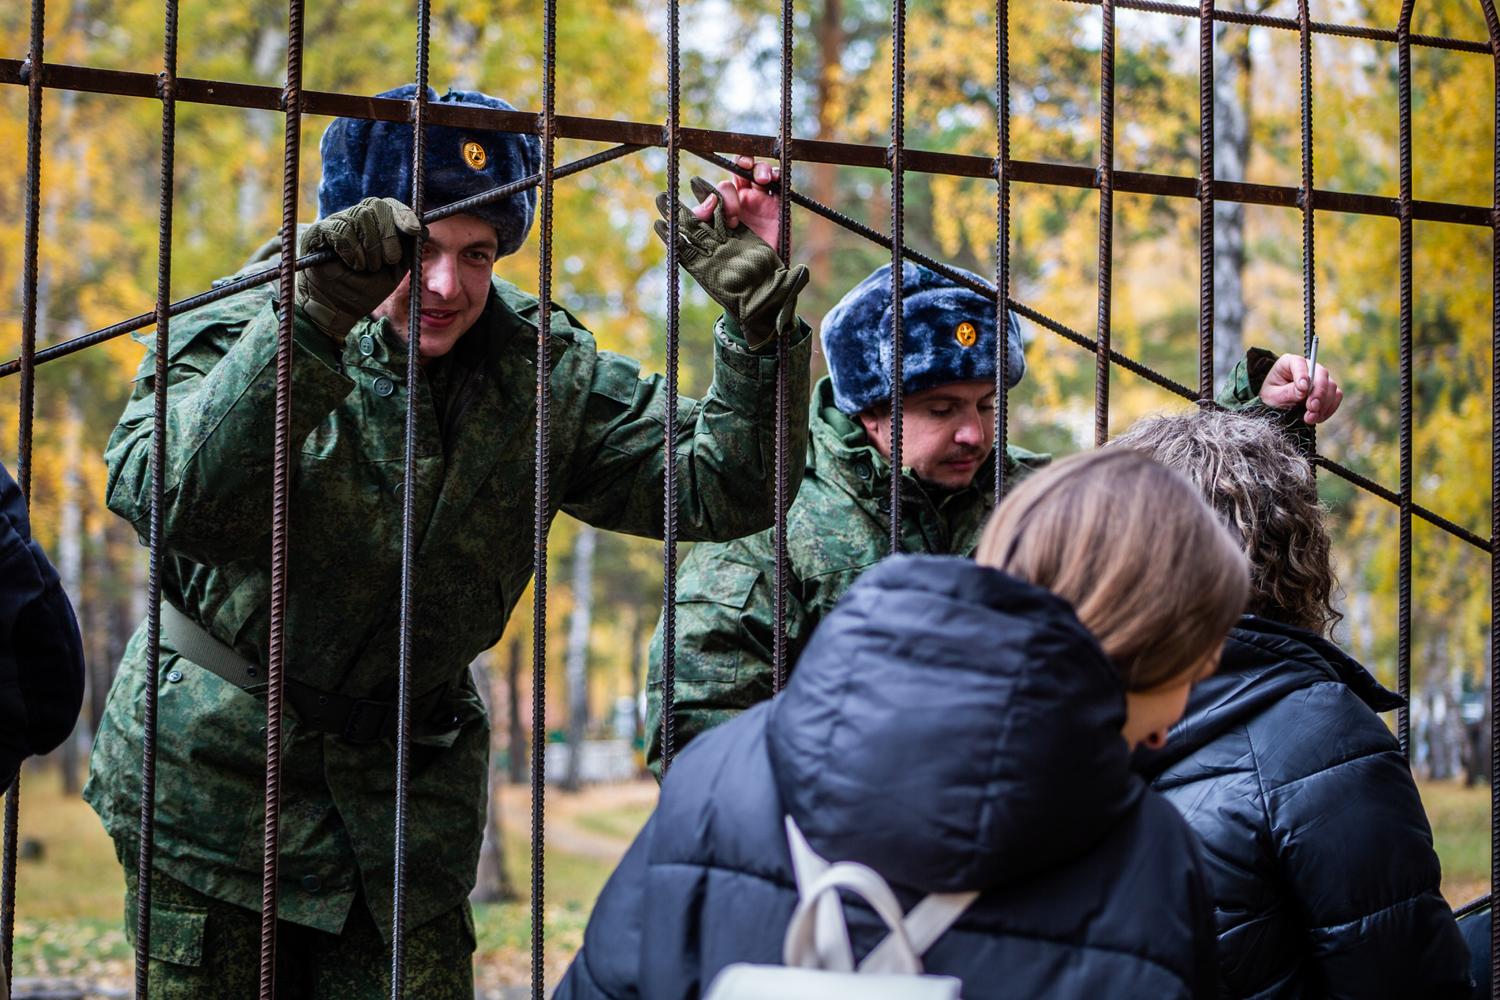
855, 463, 872, 480
166, 669, 184, 683
394, 481, 405, 498
373, 377, 395, 397
359, 334, 376, 357
301, 874, 322, 893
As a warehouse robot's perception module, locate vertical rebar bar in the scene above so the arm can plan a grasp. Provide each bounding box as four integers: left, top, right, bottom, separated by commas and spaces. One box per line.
771, 0, 793, 695
532, 0, 559, 987
2, 1, 46, 988
889, 0, 907, 551
1482, 2, 1500, 993
261, 1, 305, 995
392, 12, 431, 999
14, 5, 42, 514
135, 1, 179, 995
1198, 0, 1215, 400
1296, 1, 1316, 363
660, 0, 683, 771
1095, 0, 1116, 445
994, 0, 1012, 502
1397, 0, 1415, 760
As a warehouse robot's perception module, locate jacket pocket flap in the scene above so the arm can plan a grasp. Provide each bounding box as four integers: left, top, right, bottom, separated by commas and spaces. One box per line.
675, 561, 762, 610
132, 901, 208, 967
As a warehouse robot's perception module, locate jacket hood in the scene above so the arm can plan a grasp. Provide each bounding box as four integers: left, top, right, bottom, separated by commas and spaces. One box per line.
1137, 614, 1403, 776
766, 555, 1143, 894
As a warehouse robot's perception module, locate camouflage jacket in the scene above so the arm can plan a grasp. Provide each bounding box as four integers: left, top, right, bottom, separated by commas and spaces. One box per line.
84, 272, 810, 941
645, 351, 1279, 774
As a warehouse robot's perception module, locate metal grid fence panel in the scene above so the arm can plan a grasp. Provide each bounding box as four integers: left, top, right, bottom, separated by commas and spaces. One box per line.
0, 1, 1497, 996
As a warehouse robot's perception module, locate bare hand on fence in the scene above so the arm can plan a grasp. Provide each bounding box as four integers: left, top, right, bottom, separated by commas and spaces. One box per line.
1259, 354, 1343, 425
691, 155, 783, 251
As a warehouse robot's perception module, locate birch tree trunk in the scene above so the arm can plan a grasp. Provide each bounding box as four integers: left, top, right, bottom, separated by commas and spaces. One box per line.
805, 0, 845, 281
507, 637, 527, 785
562, 525, 597, 792
628, 608, 645, 766
84, 513, 112, 737
470, 659, 519, 903
54, 387, 85, 794
1212, 21, 1252, 389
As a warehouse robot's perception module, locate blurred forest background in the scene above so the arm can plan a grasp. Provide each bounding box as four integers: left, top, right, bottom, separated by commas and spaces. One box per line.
1, 0, 1497, 990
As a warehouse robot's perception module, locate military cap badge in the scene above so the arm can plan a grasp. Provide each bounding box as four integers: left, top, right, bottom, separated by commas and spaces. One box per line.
955, 321, 978, 348
462, 140, 488, 171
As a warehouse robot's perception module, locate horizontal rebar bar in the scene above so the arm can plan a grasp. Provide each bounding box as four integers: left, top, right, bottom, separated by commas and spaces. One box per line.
3, 107, 1488, 558
0, 143, 643, 379
1064, 0, 1492, 54
1314, 456, 1491, 552
1, 60, 1490, 228
699, 151, 1500, 557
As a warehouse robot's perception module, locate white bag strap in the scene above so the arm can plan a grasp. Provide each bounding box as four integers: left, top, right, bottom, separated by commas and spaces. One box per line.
784, 861, 924, 975
859, 890, 981, 974
784, 816, 855, 971
782, 817, 981, 976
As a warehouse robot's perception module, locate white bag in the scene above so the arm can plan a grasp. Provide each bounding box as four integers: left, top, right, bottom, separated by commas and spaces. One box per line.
702, 817, 978, 1000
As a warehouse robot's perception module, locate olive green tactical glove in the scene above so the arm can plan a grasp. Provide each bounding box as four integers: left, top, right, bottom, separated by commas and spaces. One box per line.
295, 196, 423, 344
653, 178, 810, 351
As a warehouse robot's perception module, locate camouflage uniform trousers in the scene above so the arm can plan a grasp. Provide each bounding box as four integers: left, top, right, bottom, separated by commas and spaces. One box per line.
123, 865, 475, 999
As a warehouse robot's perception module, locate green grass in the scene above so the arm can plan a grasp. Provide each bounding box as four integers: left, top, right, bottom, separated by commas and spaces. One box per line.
1419, 778, 1491, 906
475, 841, 615, 955
13, 917, 131, 981
7, 768, 130, 980
11, 769, 124, 923
10, 766, 1489, 986
572, 803, 654, 843
5, 765, 624, 986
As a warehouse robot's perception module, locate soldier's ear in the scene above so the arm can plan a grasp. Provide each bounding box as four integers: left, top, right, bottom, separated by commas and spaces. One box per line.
855, 406, 889, 453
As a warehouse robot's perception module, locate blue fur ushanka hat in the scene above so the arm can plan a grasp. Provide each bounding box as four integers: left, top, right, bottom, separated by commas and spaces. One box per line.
820, 261, 1027, 415
317, 84, 542, 258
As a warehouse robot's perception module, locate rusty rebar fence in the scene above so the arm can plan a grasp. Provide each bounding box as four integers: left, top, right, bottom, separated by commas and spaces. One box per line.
2, 0, 1499, 997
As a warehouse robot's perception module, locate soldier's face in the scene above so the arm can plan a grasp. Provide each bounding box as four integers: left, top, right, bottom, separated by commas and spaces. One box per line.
373, 213, 499, 362
857, 379, 996, 490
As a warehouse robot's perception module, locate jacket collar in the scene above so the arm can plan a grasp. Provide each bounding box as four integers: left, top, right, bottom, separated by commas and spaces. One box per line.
1135, 614, 1403, 777
807, 376, 996, 522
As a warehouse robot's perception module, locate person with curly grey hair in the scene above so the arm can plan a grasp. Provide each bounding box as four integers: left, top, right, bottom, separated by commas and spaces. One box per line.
1118, 408, 1471, 999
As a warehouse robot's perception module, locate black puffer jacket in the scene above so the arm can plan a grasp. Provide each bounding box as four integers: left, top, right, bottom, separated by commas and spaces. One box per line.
557, 556, 1218, 999
1138, 615, 1471, 999
1, 461, 85, 789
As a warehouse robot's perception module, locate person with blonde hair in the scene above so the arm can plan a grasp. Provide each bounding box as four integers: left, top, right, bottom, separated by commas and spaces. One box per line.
1118, 408, 1471, 999
556, 449, 1247, 1000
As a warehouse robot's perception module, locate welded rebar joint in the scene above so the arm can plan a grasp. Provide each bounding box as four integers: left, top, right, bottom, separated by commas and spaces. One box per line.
156, 72, 175, 102
17, 59, 34, 85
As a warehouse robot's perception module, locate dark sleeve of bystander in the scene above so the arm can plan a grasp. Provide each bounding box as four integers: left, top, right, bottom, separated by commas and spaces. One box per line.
0, 460, 85, 791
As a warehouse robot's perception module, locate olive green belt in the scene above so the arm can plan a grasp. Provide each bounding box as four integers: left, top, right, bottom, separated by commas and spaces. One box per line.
159, 601, 456, 743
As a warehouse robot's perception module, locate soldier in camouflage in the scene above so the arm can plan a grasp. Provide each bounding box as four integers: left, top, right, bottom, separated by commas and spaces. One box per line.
646, 260, 1343, 775
84, 87, 809, 997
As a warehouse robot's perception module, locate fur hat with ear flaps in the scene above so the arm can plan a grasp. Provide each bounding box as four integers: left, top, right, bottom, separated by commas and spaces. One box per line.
819, 261, 1027, 415
317, 84, 542, 258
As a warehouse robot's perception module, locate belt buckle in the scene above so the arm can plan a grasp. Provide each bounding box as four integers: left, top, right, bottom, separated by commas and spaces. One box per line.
341, 698, 391, 743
